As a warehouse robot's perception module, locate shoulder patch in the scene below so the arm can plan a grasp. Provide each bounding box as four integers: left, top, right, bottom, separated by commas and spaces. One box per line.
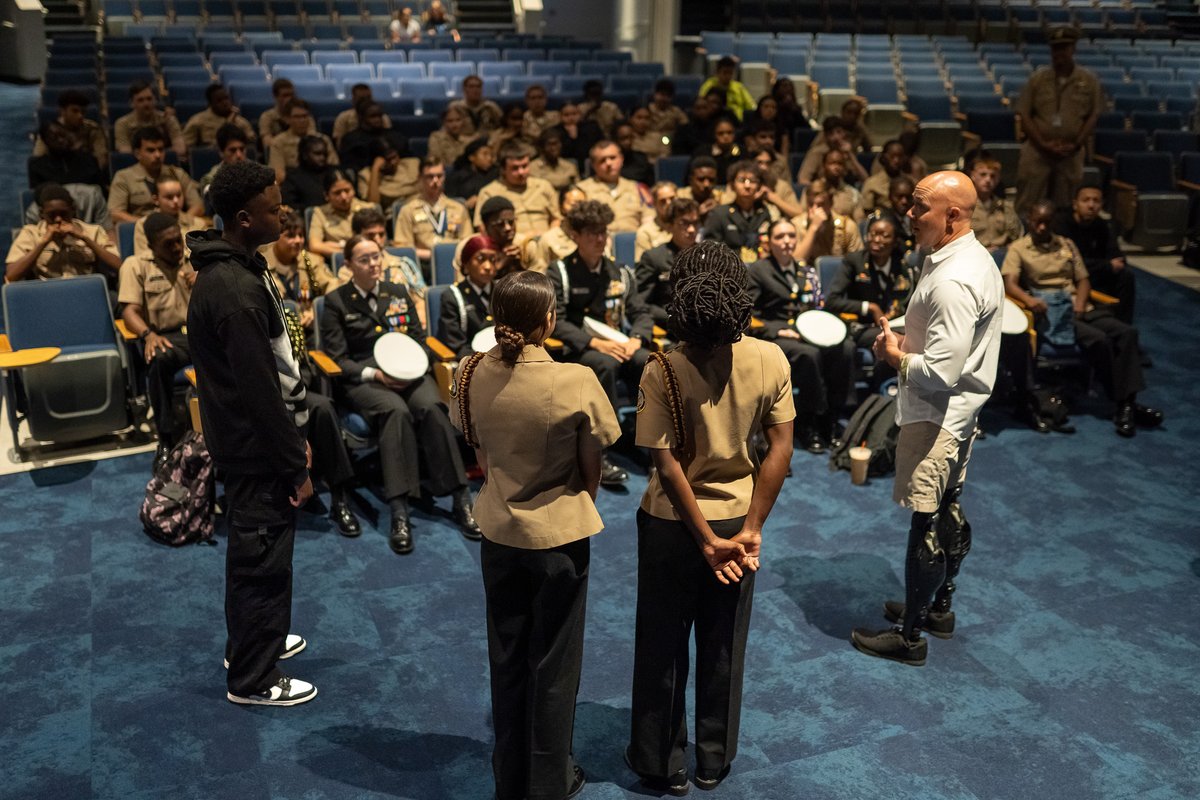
636, 385, 646, 413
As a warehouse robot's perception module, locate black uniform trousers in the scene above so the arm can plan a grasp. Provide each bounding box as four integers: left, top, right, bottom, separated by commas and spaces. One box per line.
775, 336, 855, 417
147, 328, 191, 443
853, 324, 897, 389
578, 347, 651, 414
629, 511, 755, 782
343, 374, 465, 501
303, 390, 355, 489
481, 535, 590, 800
1075, 307, 1145, 402
223, 472, 297, 697
1085, 262, 1136, 324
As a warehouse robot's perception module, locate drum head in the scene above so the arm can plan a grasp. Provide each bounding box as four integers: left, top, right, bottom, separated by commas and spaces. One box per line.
1002, 298, 1030, 335
795, 310, 847, 347
373, 332, 429, 381
582, 316, 630, 344
472, 326, 497, 353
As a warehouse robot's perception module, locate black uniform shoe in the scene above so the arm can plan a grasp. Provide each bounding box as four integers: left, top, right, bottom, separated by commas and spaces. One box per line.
850, 627, 928, 666
453, 498, 483, 541
152, 442, 171, 474
330, 498, 361, 537
1134, 403, 1163, 428
1050, 418, 1076, 434
694, 764, 731, 791
600, 457, 628, 486
882, 600, 956, 639
389, 515, 414, 555
801, 425, 826, 454
624, 746, 689, 796
566, 765, 587, 800
1115, 402, 1136, 438
1016, 398, 1050, 433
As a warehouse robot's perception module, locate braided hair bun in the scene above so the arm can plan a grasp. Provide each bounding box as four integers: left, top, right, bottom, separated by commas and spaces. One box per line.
494, 323, 528, 360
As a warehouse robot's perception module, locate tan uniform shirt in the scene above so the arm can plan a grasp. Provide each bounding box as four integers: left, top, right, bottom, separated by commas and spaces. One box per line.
259, 107, 316, 142
333, 109, 392, 144
117, 254, 194, 331
309, 199, 373, 250
357, 158, 421, 210
114, 111, 184, 152
261, 246, 338, 301
449, 99, 503, 135
801, 182, 861, 219
578, 176, 653, 233
6, 220, 117, 280
452, 344, 621, 548
636, 336, 796, 520
718, 178, 799, 209
647, 103, 688, 135
859, 169, 901, 216
528, 157, 580, 191
634, 219, 671, 261
393, 195, 474, 252
427, 130, 475, 167
1001, 234, 1089, 302
578, 100, 623, 136
797, 141, 832, 184
182, 109, 256, 148
31, 118, 108, 167
631, 130, 671, 163
791, 211, 864, 259
109, 164, 202, 218
522, 109, 561, 140
537, 226, 577, 264
972, 195, 1022, 250
132, 213, 203, 258
1017, 66, 1104, 144
474, 177, 561, 234
269, 130, 339, 177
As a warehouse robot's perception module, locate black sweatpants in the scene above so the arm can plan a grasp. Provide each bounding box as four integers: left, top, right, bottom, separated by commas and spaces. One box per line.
147, 328, 191, 443
629, 511, 755, 781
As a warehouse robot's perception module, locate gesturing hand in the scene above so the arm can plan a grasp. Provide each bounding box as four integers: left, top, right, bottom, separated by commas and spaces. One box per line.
703, 538, 748, 585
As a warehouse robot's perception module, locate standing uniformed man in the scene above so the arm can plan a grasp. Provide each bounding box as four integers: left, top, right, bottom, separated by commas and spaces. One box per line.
702, 160, 780, 264
634, 198, 699, 329
439, 236, 499, 358
1015, 26, 1104, 217
578, 141, 655, 233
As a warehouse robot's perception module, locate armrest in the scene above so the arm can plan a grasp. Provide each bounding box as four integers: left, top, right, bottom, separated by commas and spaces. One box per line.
544, 337, 563, 352
308, 349, 342, 376
1109, 179, 1136, 193
184, 367, 196, 387
838, 312, 858, 322
652, 324, 667, 338
0, 334, 9, 354
426, 336, 455, 362
953, 111, 967, 124
1093, 154, 1115, 166
750, 317, 764, 330
961, 131, 982, 148
901, 111, 920, 123
115, 319, 138, 341
1090, 289, 1119, 305
1177, 180, 1200, 192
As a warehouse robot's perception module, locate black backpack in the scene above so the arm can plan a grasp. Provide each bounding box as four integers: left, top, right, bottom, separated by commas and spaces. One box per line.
140, 431, 216, 547
829, 394, 900, 477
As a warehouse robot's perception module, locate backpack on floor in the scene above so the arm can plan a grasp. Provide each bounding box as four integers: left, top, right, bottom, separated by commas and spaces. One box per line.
828, 394, 900, 477
140, 431, 215, 546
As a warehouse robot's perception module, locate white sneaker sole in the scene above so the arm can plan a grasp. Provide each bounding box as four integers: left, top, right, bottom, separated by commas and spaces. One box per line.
226, 686, 318, 707
224, 636, 306, 669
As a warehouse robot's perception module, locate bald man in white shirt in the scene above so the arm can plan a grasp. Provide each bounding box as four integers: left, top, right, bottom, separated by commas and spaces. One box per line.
850, 171, 1004, 666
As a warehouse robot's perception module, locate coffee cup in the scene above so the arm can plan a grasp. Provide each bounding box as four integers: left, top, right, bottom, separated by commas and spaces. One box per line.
849, 446, 872, 485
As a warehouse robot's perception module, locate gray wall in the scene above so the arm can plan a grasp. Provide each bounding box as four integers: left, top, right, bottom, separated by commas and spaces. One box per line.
538, 0, 617, 47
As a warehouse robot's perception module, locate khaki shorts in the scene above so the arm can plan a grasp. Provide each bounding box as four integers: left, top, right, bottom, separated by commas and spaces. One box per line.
892, 421, 974, 513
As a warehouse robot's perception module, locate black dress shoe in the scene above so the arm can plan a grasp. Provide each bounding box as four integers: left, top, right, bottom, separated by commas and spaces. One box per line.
694, 764, 731, 791
389, 515, 413, 555
600, 457, 628, 486
330, 498, 361, 537
1115, 402, 1136, 438
566, 765, 586, 800
1133, 403, 1163, 428
453, 500, 483, 541
152, 442, 171, 474
1050, 419, 1076, 434
624, 746, 689, 796
800, 426, 826, 454
1016, 398, 1050, 433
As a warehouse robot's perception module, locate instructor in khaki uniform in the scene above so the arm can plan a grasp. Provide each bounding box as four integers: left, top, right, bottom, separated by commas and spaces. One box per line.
1015, 26, 1103, 217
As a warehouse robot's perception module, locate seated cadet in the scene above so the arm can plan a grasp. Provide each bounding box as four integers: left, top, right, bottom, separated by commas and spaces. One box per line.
358, 138, 419, 212
646, 78, 689, 137
340, 100, 409, 175
802, 148, 863, 221
308, 171, 373, 258
487, 102, 533, 151
628, 107, 670, 163
6, 184, 121, 282
579, 80, 624, 137
698, 55, 757, 123
1002, 201, 1162, 438
30, 89, 108, 170
792, 178, 864, 262
393, 156, 474, 264
616, 122, 656, 186
824, 214, 915, 388
332, 84, 393, 148
319, 235, 480, 553
133, 176, 204, 256
438, 235, 498, 357
474, 140, 561, 237
349, 207, 429, 330
538, 185, 586, 265
551, 102, 605, 166
858, 139, 912, 217
199, 124, 249, 199
473, 195, 547, 279
118, 213, 195, 470
109, 127, 204, 224
520, 83, 560, 140
280, 137, 340, 211
634, 197, 700, 329
797, 117, 870, 185
748, 217, 855, 452
183, 84, 257, 151
529, 128, 580, 192
548, 200, 654, 485
269, 99, 340, 183
968, 153, 1021, 256
702, 159, 780, 263
444, 138, 497, 213
870, 128, 928, 180
671, 95, 718, 157
1054, 184, 1136, 324
262, 208, 338, 342
428, 106, 475, 170
115, 81, 186, 158
810, 98, 871, 155
871, 175, 918, 257
693, 115, 742, 185
449, 75, 504, 137
739, 147, 802, 218
677, 155, 723, 225
578, 140, 655, 233
258, 78, 311, 150
634, 182, 677, 261
28, 120, 106, 191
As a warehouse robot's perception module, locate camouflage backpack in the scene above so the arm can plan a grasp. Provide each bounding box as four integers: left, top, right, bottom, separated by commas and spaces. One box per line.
140, 431, 215, 546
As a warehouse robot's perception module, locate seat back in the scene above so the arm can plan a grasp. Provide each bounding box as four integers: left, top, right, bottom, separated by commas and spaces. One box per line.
613, 232, 635, 267
433, 242, 459, 286
1114, 152, 1178, 192
426, 284, 447, 340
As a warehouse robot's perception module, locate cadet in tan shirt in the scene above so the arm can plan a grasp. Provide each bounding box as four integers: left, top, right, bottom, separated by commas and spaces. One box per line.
309, 173, 374, 258
536, 186, 585, 265
629, 108, 671, 163
578, 141, 654, 233
521, 85, 560, 140
968, 156, 1022, 253
628, 241, 794, 792
474, 142, 561, 235
393, 157, 474, 262
332, 84, 394, 146
108, 128, 204, 224
792, 179, 864, 262
634, 182, 676, 260
451, 269, 620, 800
427, 107, 476, 167
257, 78, 316, 149
647, 80, 689, 135
182, 85, 257, 149
132, 176, 204, 257
529, 129, 580, 191
449, 76, 503, 135
269, 99, 339, 183
5, 185, 121, 281
30, 89, 109, 169
261, 208, 339, 336
358, 147, 421, 211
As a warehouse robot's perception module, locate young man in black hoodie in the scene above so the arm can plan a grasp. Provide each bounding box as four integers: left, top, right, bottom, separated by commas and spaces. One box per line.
187, 160, 318, 707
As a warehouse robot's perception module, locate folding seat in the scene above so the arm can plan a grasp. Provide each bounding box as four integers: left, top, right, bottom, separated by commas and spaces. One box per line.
457, 48, 500, 63
625, 62, 665, 77
607, 75, 656, 94
312, 50, 357, 68
503, 75, 547, 96
209, 51, 258, 71
410, 49, 455, 65
856, 76, 901, 105
274, 64, 323, 82
326, 63, 374, 85
309, 23, 344, 39
354, 77, 396, 99
905, 92, 955, 121
396, 78, 450, 101
529, 61, 573, 77
262, 50, 309, 69
1152, 130, 1200, 163
503, 48, 545, 62
379, 63, 426, 81
364, 51, 408, 67
347, 24, 384, 41
216, 64, 269, 83
955, 92, 1006, 114
1131, 111, 1184, 133
430, 62, 475, 84
1091, 128, 1148, 166
555, 75, 603, 95
479, 62, 524, 80
392, 114, 441, 137
1111, 152, 1189, 249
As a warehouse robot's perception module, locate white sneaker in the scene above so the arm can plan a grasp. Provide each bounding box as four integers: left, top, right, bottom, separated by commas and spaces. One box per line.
227, 675, 317, 707
224, 633, 307, 669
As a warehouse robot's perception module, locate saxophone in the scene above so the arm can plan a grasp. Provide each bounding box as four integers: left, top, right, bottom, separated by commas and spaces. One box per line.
299, 247, 318, 313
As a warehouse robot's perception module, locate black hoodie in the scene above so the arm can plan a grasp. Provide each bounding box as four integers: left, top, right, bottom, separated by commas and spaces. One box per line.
186, 229, 308, 485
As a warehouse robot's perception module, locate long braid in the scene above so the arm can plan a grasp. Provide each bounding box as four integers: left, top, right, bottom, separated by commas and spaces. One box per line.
455, 352, 487, 449
648, 351, 687, 452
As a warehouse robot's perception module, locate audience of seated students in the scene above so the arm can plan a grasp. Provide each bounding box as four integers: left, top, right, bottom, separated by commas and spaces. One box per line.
548, 199, 652, 485
488, 103, 533, 151
529, 129, 580, 191
646, 79, 688, 138
677, 155, 722, 224
445, 138, 497, 212
812, 98, 871, 155
333, 85, 393, 147
634, 197, 699, 328
825, 213, 916, 389
627, 107, 670, 164
389, 5, 422, 42
262, 207, 339, 339
694, 115, 742, 184
28, 119, 106, 192
858, 139, 912, 216
358, 139, 419, 211
745, 93, 790, 157
968, 153, 1022, 256
394, 156, 474, 263
340, 102, 408, 175
115, 81, 186, 158
871, 127, 927, 179
133, 176, 203, 256
475, 140, 561, 239
770, 77, 809, 148
6, 184, 120, 282
1002, 200, 1162, 438
699, 55, 757, 122
521, 84, 560, 140
741, 117, 781, 162
109, 127, 203, 224
799, 117, 870, 186
308, 171, 373, 258
183, 84, 256, 151
578, 80, 624, 137
634, 182, 676, 260
31, 89, 108, 171
703, 160, 780, 263
280, 137, 341, 211
803, 148, 863, 220
118, 212, 195, 469
476, 195, 547, 276
318, 235, 479, 555
875, 175, 918, 256
748, 217, 855, 452
544, 104, 597, 168
437, 234, 498, 358
451, 75, 504, 136
671, 95, 718, 157
538, 185, 585, 264
428, 106, 476, 168
793, 178, 864, 262
270, 99, 339, 183
259, 78, 309, 150
578, 140, 654, 233
615, 122, 656, 186
744, 148, 803, 218
423, 0, 457, 35
198, 124, 249, 199
351, 207, 430, 328
1054, 185, 1136, 324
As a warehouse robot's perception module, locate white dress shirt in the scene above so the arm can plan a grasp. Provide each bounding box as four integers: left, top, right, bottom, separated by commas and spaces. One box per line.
898, 231, 1003, 440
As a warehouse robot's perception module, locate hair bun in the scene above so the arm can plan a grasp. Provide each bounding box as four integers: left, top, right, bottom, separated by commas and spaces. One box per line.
494, 323, 527, 359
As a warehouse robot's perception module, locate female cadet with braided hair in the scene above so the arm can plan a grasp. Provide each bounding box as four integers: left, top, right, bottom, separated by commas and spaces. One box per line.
626, 240, 795, 795
451, 270, 621, 800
